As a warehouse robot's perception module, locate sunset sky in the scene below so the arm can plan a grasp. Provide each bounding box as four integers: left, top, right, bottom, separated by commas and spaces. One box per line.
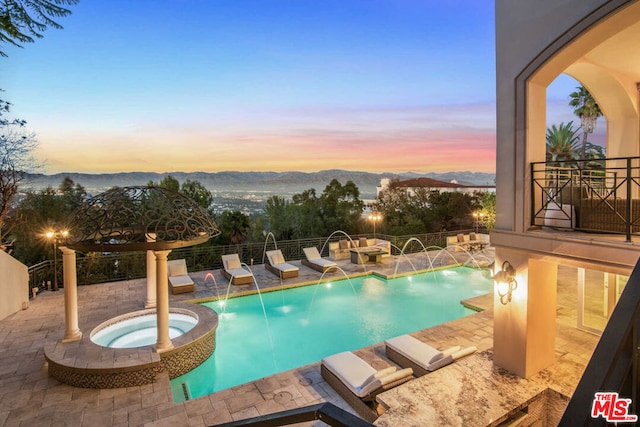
3, 0, 585, 175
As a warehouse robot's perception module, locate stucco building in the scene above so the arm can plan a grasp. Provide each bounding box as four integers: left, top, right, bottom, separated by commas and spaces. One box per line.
493, 0, 640, 378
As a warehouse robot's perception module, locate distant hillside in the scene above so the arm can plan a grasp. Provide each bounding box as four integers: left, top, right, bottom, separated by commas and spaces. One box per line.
22, 170, 496, 198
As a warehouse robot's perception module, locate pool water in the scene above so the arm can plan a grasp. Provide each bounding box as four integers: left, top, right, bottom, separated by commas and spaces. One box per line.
170, 266, 492, 402
91, 312, 198, 348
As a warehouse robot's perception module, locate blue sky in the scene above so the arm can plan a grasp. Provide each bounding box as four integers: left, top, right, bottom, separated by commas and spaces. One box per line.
2, 0, 588, 174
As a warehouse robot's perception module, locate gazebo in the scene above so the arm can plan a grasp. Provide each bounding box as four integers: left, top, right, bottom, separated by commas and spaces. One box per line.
58, 186, 220, 352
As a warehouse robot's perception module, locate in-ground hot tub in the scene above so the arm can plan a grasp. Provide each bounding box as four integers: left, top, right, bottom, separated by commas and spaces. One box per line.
45, 303, 218, 389
90, 308, 198, 348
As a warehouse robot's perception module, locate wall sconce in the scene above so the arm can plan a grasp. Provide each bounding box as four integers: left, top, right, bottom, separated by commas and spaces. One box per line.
493, 260, 517, 305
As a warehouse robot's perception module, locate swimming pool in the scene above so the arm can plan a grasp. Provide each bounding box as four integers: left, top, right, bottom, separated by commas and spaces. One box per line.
170, 266, 492, 401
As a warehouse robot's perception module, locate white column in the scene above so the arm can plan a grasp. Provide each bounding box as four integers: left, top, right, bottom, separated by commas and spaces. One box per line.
493, 249, 557, 378
154, 249, 173, 352
60, 246, 82, 343
145, 234, 157, 308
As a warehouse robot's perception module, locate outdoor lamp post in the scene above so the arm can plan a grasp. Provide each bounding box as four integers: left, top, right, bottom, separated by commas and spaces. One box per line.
367, 213, 382, 239
472, 211, 485, 233
46, 229, 69, 291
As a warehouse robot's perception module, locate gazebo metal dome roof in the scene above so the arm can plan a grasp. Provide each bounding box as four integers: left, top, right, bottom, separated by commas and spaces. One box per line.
64, 186, 220, 252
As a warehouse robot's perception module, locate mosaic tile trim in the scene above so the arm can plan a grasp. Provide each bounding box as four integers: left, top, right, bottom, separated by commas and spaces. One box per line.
47, 358, 162, 388
160, 327, 215, 378
45, 302, 218, 388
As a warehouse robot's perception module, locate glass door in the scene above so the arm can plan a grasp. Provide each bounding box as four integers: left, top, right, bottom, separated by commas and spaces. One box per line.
577, 268, 628, 333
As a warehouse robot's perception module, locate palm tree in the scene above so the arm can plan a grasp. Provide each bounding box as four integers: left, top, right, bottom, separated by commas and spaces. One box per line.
219, 210, 250, 245
569, 85, 603, 162
546, 121, 580, 165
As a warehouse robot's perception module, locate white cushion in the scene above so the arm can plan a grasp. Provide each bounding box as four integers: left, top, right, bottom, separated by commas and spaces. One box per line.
267, 250, 285, 265
169, 275, 193, 287
303, 247, 321, 260
358, 368, 413, 397
168, 260, 187, 277
385, 335, 443, 366
360, 366, 397, 390
426, 355, 453, 372
226, 268, 252, 279
275, 263, 298, 273
311, 258, 337, 268
322, 352, 375, 395
452, 346, 477, 360
222, 254, 241, 270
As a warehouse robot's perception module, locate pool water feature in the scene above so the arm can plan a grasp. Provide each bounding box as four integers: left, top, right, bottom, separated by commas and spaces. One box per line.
170, 266, 492, 402
91, 309, 198, 348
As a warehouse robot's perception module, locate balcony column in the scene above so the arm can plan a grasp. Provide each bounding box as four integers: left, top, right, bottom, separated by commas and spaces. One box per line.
145, 233, 157, 309
492, 248, 557, 378
154, 249, 173, 352
60, 246, 82, 343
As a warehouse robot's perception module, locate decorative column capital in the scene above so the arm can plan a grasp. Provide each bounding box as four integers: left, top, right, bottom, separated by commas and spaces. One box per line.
59, 246, 75, 255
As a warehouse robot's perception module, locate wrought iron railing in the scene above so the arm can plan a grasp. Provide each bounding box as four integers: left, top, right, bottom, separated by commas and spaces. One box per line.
559, 256, 640, 425
26, 230, 473, 293
531, 156, 640, 241
29, 260, 56, 293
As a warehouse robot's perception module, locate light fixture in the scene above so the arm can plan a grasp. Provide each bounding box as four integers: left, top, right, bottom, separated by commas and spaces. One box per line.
472, 211, 485, 233
45, 229, 69, 292
492, 260, 517, 305
367, 213, 382, 239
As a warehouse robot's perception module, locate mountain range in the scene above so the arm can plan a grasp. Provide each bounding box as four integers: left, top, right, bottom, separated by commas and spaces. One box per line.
22, 170, 496, 199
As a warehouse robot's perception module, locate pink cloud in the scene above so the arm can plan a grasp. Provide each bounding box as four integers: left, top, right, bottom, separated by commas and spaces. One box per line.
36, 103, 497, 174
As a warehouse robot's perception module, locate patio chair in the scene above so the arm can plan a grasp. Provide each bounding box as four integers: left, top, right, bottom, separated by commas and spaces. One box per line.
321, 351, 413, 422
384, 334, 477, 377
265, 249, 299, 279
301, 247, 338, 273
221, 254, 254, 285
167, 259, 195, 295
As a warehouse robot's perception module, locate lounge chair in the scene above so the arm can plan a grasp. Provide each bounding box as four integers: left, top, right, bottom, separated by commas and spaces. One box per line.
221, 254, 254, 285
384, 334, 477, 377
265, 249, 299, 279
320, 351, 413, 422
167, 259, 195, 295
301, 247, 337, 273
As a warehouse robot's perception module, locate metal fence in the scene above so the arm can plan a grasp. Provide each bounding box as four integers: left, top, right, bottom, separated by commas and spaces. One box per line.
26, 229, 473, 295
531, 156, 640, 241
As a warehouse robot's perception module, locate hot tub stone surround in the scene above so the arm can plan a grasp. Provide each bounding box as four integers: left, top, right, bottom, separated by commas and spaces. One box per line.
44, 302, 217, 389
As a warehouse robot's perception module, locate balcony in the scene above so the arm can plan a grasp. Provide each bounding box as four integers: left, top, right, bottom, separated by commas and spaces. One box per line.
531, 156, 640, 242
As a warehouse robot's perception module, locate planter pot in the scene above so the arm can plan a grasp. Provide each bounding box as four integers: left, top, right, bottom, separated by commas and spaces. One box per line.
544, 203, 575, 229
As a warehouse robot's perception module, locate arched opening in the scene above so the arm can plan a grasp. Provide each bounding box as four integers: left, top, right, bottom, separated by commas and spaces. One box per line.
523, 2, 640, 236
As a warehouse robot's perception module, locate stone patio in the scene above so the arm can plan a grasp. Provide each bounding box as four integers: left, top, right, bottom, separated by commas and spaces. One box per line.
0, 248, 600, 426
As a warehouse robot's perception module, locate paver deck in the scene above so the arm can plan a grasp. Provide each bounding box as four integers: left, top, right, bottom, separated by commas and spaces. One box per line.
0, 248, 599, 426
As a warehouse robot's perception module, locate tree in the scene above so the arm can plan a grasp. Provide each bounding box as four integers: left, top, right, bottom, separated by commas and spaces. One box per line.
291, 189, 322, 238
0, 0, 78, 57
181, 179, 213, 211
476, 191, 496, 232
264, 195, 293, 240
151, 175, 180, 192
148, 175, 213, 211
217, 210, 250, 245
0, 97, 39, 246
5, 177, 85, 262
374, 180, 481, 234
569, 85, 603, 162
318, 179, 363, 235
59, 176, 86, 212
546, 121, 580, 165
